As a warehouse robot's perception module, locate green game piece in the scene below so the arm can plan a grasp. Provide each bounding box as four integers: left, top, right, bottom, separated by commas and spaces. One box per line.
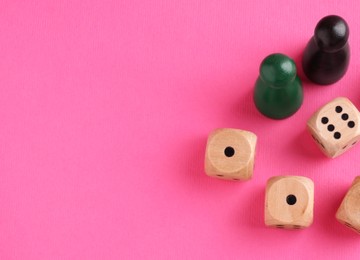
254, 53, 303, 119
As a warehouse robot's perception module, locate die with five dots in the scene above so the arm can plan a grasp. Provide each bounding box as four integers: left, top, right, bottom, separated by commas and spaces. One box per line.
336, 176, 360, 234
204, 128, 257, 181
307, 97, 360, 158
265, 176, 314, 229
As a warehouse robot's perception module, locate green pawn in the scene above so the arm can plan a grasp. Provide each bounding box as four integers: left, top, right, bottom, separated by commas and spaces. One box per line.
254, 53, 303, 119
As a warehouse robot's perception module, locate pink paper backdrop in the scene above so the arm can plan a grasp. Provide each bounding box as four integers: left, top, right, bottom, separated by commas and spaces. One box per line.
1, 1, 360, 259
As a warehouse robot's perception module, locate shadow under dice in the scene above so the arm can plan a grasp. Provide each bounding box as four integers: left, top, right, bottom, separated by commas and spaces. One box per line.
307, 97, 360, 158
265, 176, 314, 229
204, 128, 257, 181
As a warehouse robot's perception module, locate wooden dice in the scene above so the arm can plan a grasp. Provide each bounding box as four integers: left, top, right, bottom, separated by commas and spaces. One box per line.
204, 128, 257, 181
307, 97, 360, 158
265, 176, 314, 229
336, 177, 360, 234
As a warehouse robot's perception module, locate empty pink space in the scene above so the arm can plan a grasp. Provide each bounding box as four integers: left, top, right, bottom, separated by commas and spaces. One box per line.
1, 1, 360, 259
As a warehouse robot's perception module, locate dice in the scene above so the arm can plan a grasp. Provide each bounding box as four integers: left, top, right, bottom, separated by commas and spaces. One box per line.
336, 177, 360, 234
265, 176, 314, 229
204, 128, 257, 181
307, 97, 360, 158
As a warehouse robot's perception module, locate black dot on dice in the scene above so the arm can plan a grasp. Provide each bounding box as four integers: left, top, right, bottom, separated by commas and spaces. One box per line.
348, 121, 355, 128
336, 106, 343, 113
321, 117, 329, 124
286, 194, 297, 205
276, 225, 285, 229
224, 146, 235, 157
334, 132, 341, 139
342, 113, 349, 120
327, 124, 335, 132
216, 174, 224, 177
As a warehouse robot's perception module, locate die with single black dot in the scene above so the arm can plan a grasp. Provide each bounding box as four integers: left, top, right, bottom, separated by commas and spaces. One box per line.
336, 176, 360, 234
204, 128, 257, 181
265, 176, 314, 229
307, 97, 360, 158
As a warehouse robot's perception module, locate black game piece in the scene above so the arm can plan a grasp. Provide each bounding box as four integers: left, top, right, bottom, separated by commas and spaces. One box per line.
302, 15, 350, 85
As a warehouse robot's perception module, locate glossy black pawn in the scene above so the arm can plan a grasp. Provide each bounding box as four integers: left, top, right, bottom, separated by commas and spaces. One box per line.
302, 15, 350, 85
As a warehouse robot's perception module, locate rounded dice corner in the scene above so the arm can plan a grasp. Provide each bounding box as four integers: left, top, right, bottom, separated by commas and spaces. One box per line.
336, 176, 360, 234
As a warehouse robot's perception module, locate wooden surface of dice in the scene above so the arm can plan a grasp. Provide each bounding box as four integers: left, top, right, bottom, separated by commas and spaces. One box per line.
204, 128, 257, 181
307, 97, 360, 158
265, 176, 314, 229
336, 176, 360, 234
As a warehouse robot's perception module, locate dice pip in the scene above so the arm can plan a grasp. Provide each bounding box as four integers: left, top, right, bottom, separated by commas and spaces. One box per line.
307, 97, 360, 158
204, 128, 257, 181
336, 177, 360, 234
265, 176, 314, 229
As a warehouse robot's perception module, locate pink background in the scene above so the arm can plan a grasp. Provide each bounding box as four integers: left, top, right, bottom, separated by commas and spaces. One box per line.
1, 1, 360, 259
